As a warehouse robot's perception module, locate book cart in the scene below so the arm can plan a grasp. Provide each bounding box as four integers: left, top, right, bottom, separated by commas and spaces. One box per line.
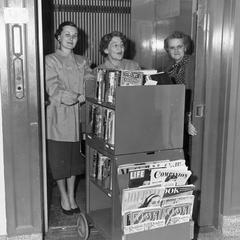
76, 71, 194, 240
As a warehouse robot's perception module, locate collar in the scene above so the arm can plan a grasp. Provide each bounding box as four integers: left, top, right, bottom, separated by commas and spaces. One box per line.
104, 57, 124, 70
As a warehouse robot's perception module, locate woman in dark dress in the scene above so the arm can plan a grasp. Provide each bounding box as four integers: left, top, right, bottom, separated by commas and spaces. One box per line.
164, 31, 197, 165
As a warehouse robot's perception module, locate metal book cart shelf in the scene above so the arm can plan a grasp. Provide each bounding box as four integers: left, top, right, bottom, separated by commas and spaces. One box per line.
77, 83, 194, 240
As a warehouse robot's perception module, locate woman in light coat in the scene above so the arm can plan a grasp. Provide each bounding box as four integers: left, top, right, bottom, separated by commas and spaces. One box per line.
45, 21, 94, 215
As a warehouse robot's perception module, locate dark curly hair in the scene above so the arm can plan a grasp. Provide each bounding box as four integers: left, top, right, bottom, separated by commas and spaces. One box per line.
164, 31, 194, 55
54, 21, 79, 41
99, 31, 127, 57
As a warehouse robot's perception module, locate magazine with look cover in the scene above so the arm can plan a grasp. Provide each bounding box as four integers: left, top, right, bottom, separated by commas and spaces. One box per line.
122, 184, 195, 214
122, 195, 194, 235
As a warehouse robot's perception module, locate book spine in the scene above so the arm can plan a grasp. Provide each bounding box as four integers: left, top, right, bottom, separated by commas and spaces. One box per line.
96, 69, 105, 102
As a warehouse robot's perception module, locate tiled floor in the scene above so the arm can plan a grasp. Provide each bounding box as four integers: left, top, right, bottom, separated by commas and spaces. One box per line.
45, 226, 232, 240
45, 175, 234, 240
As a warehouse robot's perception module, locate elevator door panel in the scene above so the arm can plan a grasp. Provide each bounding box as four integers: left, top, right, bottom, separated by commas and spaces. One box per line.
0, 0, 42, 236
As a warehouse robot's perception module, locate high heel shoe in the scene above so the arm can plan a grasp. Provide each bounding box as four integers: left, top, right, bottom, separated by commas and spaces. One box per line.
71, 206, 81, 214
60, 201, 73, 215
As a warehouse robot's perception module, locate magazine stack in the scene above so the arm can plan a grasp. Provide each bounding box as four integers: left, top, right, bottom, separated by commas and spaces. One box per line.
119, 159, 195, 235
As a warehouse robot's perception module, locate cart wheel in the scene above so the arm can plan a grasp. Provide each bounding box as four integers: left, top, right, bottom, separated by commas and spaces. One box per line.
77, 213, 89, 240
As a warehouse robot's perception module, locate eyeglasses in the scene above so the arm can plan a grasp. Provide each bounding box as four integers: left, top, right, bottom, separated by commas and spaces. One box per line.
168, 45, 184, 51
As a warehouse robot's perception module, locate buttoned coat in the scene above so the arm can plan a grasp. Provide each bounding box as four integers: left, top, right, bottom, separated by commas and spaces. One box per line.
45, 49, 93, 142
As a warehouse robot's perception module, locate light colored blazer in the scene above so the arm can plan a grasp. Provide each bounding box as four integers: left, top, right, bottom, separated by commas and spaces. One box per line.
45, 49, 93, 142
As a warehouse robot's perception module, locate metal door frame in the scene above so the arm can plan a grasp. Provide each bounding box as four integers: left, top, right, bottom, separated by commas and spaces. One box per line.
37, 0, 48, 232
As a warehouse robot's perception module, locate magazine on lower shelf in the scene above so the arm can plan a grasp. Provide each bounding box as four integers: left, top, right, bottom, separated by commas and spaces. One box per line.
122, 195, 194, 235
122, 184, 195, 214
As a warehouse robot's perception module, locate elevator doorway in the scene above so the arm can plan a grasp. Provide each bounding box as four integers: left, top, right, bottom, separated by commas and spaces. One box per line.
39, 0, 222, 236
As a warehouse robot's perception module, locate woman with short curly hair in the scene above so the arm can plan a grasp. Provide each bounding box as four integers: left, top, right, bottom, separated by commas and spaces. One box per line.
164, 31, 197, 167
98, 31, 140, 70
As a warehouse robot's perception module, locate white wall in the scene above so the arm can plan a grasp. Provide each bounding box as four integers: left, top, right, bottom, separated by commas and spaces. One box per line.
0, 87, 6, 235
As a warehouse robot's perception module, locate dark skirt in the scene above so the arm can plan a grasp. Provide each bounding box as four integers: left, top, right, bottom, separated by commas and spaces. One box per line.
47, 140, 85, 180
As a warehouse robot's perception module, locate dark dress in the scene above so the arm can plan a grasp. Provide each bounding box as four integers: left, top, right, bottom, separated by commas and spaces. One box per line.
166, 55, 195, 167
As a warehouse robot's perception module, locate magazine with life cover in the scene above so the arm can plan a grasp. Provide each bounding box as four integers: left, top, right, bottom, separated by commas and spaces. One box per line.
120, 70, 144, 86
122, 184, 195, 214
128, 167, 191, 188
122, 196, 194, 235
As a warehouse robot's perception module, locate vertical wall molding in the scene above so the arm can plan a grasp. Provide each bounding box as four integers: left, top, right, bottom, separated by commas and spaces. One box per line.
221, 0, 240, 216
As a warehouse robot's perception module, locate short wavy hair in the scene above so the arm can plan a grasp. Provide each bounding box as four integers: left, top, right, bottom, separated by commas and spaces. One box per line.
54, 21, 79, 41
164, 31, 194, 55
99, 31, 127, 57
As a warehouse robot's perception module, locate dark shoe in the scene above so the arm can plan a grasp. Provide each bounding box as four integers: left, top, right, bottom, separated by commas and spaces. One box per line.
71, 206, 81, 214
60, 201, 73, 215
61, 207, 73, 215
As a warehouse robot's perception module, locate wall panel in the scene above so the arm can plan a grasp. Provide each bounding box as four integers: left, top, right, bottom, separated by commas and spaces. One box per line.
0, 0, 42, 237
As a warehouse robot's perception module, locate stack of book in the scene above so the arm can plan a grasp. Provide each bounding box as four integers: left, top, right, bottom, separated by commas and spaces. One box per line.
90, 150, 112, 190
95, 68, 144, 104
89, 69, 170, 145
88, 104, 115, 145
118, 159, 195, 235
